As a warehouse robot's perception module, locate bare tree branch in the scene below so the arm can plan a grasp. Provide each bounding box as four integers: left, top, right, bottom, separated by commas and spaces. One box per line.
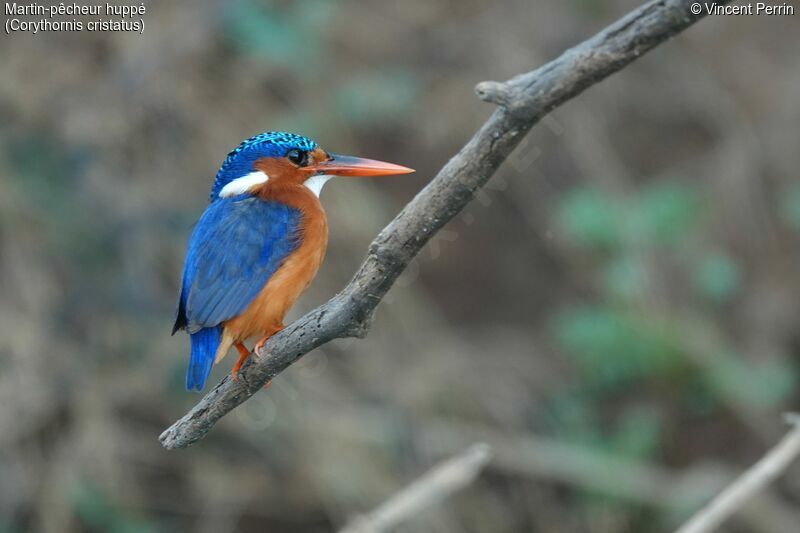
159, 0, 731, 449
338, 443, 492, 533
280, 406, 800, 532
674, 414, 800, 533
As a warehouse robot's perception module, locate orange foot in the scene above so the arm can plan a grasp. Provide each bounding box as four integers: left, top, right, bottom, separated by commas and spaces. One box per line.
231, 341, 251, 379
252, 324, 284, 389
253, 324, 284, 356
230, 342, 271, 389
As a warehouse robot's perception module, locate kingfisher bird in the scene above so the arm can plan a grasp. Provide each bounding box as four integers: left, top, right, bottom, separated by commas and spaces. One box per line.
173, 131, 414, 391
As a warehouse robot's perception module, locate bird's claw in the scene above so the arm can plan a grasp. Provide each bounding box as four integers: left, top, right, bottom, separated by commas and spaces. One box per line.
253, 338, 268, 359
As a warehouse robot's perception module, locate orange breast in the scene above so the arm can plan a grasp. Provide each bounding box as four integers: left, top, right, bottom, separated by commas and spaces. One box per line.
214, 184, 328, 362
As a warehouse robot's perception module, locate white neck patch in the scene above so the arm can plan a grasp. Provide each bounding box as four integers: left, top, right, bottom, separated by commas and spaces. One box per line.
219, 171, 269, 198
304, 174, 333, 197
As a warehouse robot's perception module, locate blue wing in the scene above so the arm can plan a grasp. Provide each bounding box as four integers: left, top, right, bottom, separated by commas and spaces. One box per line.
174, 195, 302, 333
173, 196, 301, 391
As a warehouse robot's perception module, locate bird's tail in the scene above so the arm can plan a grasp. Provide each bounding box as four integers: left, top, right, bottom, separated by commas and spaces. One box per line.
186, 326, 221, 391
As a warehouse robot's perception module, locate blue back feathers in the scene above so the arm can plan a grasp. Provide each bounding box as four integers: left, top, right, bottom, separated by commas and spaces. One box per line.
209, 131, 317, 200
177, 197, 301, 331
175, 196, 302, 390
175, 131, 315, 390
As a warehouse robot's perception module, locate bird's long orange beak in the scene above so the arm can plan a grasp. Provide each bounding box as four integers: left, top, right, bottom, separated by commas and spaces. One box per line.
306, 154, 414, 177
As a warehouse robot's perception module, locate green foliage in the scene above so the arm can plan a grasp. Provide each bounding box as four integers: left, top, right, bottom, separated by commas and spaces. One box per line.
0, 519, 19, 533
546, 390, 661, 460
223, 0, 417, 128
558, 188, 622, 250
545, 388, 601, 445
547, 177, 785, 493
224, 0, 333, 70
5, 134, 112, 264
73, 480, 159, 533
633, 181, 700, 245
335, 69, 418, 124
704, 358, 796, 409
780, 183, 800, 230
554, 307, 684, 387
547, 176, 795, 517
694, 252, 741, 302
682, 374, 719, 414
558, 181, 700, 253
6, 135, 79, 215
603, 255, 647, 300
609, 407, 662, 460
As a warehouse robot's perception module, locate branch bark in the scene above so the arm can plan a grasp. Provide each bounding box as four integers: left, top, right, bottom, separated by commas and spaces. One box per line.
160, 0, 731, 449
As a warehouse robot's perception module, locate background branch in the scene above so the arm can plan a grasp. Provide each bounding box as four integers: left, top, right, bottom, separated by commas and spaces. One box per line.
159, 0, 731, 449
675, 414, 800, 533
338, 443, 492, 533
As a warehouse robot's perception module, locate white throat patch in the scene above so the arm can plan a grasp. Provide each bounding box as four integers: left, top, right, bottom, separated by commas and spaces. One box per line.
304, 174, 333, 197
218, 171, 269, 198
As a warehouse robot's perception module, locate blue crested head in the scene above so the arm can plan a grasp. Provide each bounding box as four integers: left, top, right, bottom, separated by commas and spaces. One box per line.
209, 131, 318, 200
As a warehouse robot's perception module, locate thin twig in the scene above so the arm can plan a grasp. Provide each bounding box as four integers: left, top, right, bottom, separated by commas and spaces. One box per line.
274, 407, 799, 532
675, 414, 800, 533
338, 443, 492, 533
159, 0, 732, 449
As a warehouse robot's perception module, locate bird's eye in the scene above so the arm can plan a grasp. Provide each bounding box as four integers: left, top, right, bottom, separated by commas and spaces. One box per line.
286, 149, 309, 167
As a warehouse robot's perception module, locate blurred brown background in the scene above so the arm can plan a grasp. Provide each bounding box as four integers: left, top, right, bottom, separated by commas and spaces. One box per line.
1, 1, 799, 532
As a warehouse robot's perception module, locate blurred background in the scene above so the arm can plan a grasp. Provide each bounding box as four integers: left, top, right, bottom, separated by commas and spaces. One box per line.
1, 0, 799, 531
